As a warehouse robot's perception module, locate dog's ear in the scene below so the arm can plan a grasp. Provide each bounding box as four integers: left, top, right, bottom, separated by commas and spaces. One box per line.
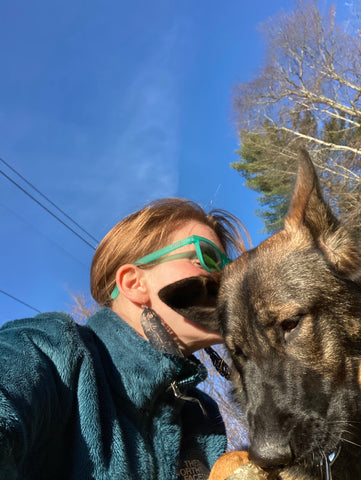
158, 275, 220, 332
285, 148, 361, 280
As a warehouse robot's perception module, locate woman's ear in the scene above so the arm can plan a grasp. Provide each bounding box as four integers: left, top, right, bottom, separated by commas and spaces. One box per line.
114, 264, 150, 305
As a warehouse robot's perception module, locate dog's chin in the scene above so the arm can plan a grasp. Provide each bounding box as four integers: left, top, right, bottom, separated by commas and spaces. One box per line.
257, 461, 317, 480
248, 423, 342, 480
291, 419, 344, 473
271, 465, 316, 480
264, 447, 341, 480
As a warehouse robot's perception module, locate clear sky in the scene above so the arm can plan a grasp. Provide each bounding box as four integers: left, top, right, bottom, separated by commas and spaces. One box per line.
0, 0, 343, 324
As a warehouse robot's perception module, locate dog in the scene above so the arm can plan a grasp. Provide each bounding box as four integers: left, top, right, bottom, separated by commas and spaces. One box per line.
159, 149, 361, 479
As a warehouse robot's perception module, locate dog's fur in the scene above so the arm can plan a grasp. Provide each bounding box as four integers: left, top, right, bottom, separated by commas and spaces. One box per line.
159, 150, 361, 479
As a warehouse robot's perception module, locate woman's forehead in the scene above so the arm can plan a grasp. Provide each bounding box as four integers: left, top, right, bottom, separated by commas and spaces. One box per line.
169, 221, 221, 247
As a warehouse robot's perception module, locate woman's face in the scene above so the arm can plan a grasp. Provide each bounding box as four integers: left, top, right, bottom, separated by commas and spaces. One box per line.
142, 220, 224, 355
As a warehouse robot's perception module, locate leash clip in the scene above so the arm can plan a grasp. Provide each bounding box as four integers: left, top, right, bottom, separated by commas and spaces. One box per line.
320, 446, 341, 480
170, 381, 208, 417
320, 454, 332, 480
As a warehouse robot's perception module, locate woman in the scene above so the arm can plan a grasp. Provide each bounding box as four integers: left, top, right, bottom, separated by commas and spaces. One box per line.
0, 198, 248, 479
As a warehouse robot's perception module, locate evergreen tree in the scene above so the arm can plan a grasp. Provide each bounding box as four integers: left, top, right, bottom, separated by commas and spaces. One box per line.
232, 0, 361, 234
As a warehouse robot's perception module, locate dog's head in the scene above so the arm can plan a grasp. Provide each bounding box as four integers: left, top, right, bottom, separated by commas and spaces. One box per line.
160, 150, 361, 477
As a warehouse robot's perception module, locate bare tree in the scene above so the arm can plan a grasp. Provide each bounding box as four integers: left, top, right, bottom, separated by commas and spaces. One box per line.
196, 347, 248, 451
232, 0, 361, 234
68, 292, 98, 324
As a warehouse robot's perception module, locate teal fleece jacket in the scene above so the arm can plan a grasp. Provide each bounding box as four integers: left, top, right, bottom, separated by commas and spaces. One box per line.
0, 307, 226, 479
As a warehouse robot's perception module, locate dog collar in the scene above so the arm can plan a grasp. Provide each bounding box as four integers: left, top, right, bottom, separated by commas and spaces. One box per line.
320, 445, 341, 480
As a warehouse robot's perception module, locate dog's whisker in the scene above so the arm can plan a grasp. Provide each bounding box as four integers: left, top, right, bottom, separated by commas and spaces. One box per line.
328, 420, 361, 425
340, 437, 361, 449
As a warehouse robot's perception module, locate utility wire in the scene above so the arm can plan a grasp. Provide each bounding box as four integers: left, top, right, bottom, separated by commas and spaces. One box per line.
0, 289, 41, 314
0, 159, 97, 314
0, 169, 97, 250
0, 157, 99, 244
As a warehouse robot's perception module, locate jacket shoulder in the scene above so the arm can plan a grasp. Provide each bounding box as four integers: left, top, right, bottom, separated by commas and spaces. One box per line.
0, 311, 89, 369
1, 310, 77, 329
1, 311, 83, 339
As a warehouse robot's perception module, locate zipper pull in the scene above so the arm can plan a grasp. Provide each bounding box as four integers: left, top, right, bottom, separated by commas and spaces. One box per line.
170, 381, 208, 417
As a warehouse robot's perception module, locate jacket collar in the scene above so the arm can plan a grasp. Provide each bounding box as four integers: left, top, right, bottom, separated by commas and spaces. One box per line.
86, 307, 207, 411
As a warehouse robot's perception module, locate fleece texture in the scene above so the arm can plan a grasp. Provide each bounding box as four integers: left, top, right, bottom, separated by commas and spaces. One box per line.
0, 307, 226, 479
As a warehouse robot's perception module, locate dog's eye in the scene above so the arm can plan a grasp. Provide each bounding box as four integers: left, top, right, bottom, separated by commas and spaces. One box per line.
281, 317, 299, 332
281, 315, 302, 341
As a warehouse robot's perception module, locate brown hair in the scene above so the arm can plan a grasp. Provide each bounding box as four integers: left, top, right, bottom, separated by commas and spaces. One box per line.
90, 198, 250, 306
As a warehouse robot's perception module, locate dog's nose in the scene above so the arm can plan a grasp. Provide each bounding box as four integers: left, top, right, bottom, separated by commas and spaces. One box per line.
249, 442, 293, 469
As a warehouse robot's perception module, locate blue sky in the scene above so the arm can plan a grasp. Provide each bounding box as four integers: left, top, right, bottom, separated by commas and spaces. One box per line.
0, 0, 345, 324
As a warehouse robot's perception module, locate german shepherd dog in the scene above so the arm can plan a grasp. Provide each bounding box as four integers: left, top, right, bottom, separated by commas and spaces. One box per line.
159, 150, 361, 480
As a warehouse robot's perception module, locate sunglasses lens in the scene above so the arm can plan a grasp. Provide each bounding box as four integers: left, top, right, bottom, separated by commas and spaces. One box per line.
199, 240, 222, 272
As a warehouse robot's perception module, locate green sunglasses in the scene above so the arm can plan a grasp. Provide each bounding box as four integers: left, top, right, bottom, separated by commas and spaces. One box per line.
110, 235, 231, 300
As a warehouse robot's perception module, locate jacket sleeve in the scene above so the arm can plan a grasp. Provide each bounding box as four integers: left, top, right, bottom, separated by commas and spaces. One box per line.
0, 314, 77, 475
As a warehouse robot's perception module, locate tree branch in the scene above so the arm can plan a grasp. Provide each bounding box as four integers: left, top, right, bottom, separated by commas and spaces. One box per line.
279, 125, 361, 155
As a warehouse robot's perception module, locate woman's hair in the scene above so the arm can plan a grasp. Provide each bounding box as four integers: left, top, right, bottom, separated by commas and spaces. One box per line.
90, 198, 250, 307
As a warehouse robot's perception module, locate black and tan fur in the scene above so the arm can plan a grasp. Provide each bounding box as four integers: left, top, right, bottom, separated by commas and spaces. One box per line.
159, 150, 361, 479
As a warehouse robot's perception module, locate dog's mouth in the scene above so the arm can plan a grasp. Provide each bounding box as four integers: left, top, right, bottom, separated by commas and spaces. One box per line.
262, 445, 342, 480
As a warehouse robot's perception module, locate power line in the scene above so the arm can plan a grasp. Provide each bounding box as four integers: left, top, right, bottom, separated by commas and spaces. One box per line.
1, 203, 90, 271
0, 157, 99, 245
0, 168, 97, 250
0, 289, 41, 314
